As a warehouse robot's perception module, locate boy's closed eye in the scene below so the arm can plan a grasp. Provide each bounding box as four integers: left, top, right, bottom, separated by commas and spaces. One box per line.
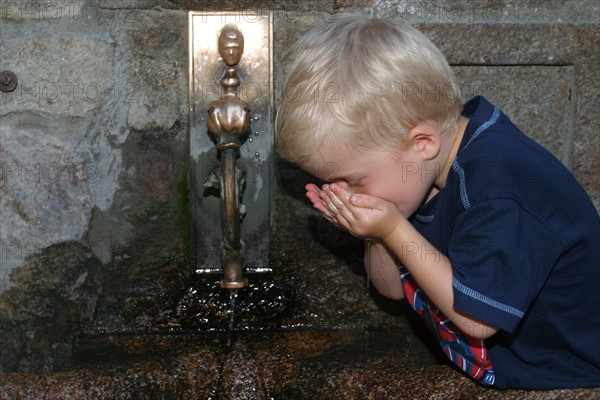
345, 178, 365, 189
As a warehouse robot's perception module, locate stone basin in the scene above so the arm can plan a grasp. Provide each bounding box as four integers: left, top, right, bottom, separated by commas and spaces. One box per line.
1, 330, 598, 399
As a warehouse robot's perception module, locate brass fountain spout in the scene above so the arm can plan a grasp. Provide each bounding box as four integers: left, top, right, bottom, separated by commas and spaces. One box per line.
206, 25, 250, 289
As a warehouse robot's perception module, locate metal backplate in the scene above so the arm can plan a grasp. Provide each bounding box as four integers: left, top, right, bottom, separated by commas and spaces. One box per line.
189, 12, 273, 273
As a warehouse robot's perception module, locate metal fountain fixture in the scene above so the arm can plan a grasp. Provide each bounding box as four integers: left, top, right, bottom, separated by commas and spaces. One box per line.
188, 13, 273, 289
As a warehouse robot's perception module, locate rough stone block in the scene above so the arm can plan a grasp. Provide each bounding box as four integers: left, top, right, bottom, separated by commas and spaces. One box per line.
0, 36, 115, 117
116, 9, 188, 131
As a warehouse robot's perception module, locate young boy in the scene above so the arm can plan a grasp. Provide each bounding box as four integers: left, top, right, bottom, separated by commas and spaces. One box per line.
276, 14, 600, 389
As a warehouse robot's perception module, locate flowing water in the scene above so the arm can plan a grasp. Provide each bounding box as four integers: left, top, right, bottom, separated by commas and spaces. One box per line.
159, 274, 288, 332
227, 290, 239, 347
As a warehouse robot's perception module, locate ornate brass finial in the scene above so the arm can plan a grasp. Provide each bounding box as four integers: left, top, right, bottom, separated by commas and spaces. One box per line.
207, 25, 251, 150
218, 25, 244, 66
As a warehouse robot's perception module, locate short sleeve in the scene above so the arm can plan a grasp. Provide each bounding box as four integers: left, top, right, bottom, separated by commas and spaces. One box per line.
448, 198, 563, 333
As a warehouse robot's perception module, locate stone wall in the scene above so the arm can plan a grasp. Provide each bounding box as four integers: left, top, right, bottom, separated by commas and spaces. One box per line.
1, 0, 193, 371
0, 0, 598, 374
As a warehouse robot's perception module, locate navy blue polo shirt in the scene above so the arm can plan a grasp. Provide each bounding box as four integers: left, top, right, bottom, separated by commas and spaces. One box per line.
411, 96, 600, 389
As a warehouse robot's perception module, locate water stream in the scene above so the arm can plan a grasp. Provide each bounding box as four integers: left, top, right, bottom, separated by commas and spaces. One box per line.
181, 279, 283, 399
227, 290, 239, 347
206, 289, 240, 400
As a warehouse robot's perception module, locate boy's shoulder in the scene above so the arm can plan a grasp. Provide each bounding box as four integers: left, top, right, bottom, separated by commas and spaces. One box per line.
451, 96, 597, 227
459, 96, 552, 169
456, 96, 571, 195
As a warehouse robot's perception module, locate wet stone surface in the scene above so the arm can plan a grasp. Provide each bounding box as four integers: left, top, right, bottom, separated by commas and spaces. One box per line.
160, 275, 290, 331
0, 331, 598, 399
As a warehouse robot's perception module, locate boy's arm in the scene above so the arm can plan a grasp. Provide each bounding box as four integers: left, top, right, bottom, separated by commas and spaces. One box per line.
367, 240, 405, 300
323, 183, 498, 340
382, 217, 498, 339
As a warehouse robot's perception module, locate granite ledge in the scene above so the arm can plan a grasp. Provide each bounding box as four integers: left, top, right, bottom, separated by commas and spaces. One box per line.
0, 331, 597, 400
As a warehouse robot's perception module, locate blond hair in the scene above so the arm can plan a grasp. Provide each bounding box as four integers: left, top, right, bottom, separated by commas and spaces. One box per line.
276, 14, 462, 164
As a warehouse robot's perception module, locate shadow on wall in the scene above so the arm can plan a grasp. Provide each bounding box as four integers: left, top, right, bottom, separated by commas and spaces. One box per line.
0, 243, 102, 372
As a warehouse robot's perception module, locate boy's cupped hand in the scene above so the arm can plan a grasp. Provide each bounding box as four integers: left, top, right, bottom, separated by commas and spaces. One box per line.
305, 183, 401, 241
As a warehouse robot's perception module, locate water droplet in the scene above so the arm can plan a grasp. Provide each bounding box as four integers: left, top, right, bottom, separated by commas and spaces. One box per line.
253, 116, 259, 121
255, 152, 260, 158
248, 137, 253, 142
254, 131, 259, 136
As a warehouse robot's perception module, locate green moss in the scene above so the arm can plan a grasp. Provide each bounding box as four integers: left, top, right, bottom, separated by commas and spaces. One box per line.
175, 157, 192, 255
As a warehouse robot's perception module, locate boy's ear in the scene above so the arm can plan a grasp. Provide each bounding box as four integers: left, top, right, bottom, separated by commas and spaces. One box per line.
407, 122, 441, 160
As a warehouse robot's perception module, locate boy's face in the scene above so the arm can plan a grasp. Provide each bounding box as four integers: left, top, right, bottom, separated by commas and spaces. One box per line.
303, 145, 435, 217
